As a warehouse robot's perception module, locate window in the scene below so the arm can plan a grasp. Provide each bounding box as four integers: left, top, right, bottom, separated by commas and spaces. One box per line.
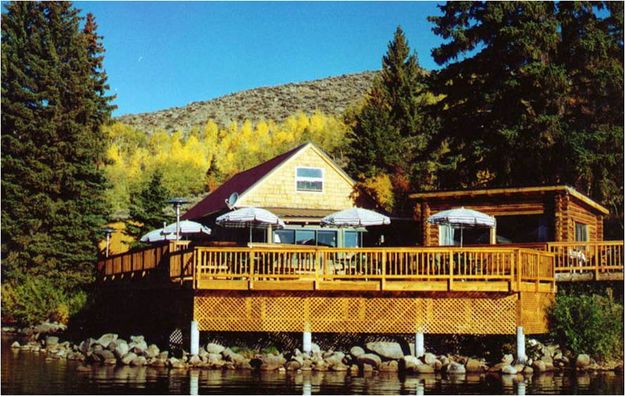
274, 230, 295, 244
344, 231, 362, 248
296, 230, 316, 245
296, 167, 323, 192
575, 223, 589, 242
317, 230, 337, 247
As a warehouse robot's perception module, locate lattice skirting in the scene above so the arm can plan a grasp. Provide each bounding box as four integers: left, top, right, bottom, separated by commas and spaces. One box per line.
519, 291, 554, 334
193, 291, 538, 335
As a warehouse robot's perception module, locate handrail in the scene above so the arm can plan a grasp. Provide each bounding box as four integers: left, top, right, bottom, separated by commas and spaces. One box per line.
191, 246, 555, 291
546, 240, 623, 275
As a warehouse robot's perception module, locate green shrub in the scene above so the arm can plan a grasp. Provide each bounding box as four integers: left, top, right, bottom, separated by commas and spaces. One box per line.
549, 289, 623, 361
1, 277, 88, 326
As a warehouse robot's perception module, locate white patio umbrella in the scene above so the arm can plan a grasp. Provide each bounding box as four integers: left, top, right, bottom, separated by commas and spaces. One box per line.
428, 207, 495, 247
140, 220, 211, 243
216, 207, 285, 243
321, 207, 391, 227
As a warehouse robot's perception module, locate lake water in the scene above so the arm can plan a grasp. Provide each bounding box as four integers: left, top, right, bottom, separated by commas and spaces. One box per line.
2, 336, 623, 395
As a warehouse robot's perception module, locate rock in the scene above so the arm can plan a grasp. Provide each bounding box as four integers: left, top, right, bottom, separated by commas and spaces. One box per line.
79, 339, 95, 355
434, 359, 443, 371
159, 351, 169, 359
131, 356, 147, 366
114, 341, 129, 359
402, 356, 420, 372
576, 354, 591, 369
260, 355, 285, 371
523, 366, 534, 374
189, 355, 202, 366
331, 362, 349, 371
313, 360, 328, 371
205, 343, 225, 354
11, 341, 20, 349
465, 358, 483, 372
350, 346, 365, 358
95, 333, 118, 348
45, 336, 59, 347
145, 344, 160, 359
532, 360, 546, 372
357, 353, 382, 369
542, 355, 553, 365
76, 364, 91, 372
104, 357, 117, 365
324, 352, 345, 366
286, 360, 301, 371
362, 363, 374, 372
379, 361, 399, 372
94, 349, 115, 362
501, 354, 514, 365
415, 364, 435, 374
277, 367, 286, 374
350, 364, 360, 375
129, 339, 148, 354
423, 352, 437, 366
311, 343, 321, 354
446, 361, 466, 374
300, 360, 312, 371
501, 365, 517, 375
365, 341, 404, 360
121, 352, 137, 365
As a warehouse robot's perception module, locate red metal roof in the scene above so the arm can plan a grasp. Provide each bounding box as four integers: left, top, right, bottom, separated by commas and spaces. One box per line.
182, 143, 307, 221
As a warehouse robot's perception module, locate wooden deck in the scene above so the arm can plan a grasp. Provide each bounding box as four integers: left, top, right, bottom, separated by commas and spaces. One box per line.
96, 241, 621, 335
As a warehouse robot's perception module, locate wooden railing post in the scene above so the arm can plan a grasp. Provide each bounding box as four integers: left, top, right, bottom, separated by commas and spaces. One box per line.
314, 249, 320, 290
381, 251, 386, 290
249, 250, 255, 289
449, 251, 454, 291
516, 249, 522, 291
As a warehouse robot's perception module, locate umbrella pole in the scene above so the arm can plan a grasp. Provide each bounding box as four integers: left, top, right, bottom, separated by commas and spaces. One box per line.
460, 224, 464, 248
249, 224, 253, 243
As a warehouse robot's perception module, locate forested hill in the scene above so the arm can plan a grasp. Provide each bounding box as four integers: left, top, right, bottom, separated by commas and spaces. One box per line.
116, 71, 377, 132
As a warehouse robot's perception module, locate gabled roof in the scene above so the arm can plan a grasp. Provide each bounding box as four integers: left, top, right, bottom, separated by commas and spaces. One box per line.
182, 142, 356, 221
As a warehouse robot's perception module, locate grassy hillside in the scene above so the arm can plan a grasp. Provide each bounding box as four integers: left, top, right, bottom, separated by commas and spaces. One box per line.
116, 71, 377, 132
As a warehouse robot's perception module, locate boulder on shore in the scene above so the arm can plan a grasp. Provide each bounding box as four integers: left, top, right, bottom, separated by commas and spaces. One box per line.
576, 354, 591, 369
95, 333, 118, 349
446, 361, 466, 374
350, 346, 365, 358
205, 343, 225, 354
365, 342, 404, 360
357, 353, 382, 369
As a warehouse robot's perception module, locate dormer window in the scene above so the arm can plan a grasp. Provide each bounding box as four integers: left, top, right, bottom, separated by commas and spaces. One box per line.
296, 167, 323, 192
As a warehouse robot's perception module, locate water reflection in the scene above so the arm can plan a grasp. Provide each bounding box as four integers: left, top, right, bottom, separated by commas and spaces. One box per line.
2, 337, 623, 395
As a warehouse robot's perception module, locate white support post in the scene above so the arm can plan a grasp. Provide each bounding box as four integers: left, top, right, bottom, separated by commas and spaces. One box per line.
190, 369, 199, 396
415, 332, 425, 358
190, 320, 199, 356
516, 326, 526, 364
303, 331, 312, 354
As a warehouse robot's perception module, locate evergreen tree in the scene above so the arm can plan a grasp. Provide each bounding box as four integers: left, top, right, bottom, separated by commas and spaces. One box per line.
1, 2, 114, 288
347, 27, 432, 213
428, 2, 623, 234
125, 170, 170, 243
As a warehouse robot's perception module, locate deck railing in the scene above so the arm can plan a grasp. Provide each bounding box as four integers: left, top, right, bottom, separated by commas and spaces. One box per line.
188, 246, 555, 291
545, 241, 623, 275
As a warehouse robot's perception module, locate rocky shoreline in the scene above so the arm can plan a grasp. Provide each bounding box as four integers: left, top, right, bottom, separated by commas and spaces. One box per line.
5, 323, 623, 375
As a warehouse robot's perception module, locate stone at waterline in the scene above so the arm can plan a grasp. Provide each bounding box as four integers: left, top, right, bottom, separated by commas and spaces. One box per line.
311, 343, 321, 354
350, 364, 360, 375
11, 341, 20, 349
145, 344, 160, 359
121, 352, 138, 365
357, 353, 382, 369
465, 358, 483, 372
205, 343, 225, 354
576, 354, 591, 369
423, 352, 437, 366
114, 341, 129, 359
131, 356, 147, 367
401, 355, 420, 372
365, 341, 404, 360
76, 364, 91, 372
189, 355, 202, 366
95, 333, 118, 349
446, 361, 466, 374
379, 360, 399, 372
532, 360, 546, 372
523, 366, 534, 374
415, 363, 435, 374
362, 363, 374, 372
159, 351, 169, 359
513, 363, 525, 372
45, 336, 59, 347
129, 338, 148, 354
434, 359, 443, 371
350, 346, 365, 358
501, 365, 517, 375
313, 360, 328, 371
286, 360, 302, 371
501, 354, 514, 365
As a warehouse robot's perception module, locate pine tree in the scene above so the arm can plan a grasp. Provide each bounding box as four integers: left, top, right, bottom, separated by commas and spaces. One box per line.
428, 1, 623, 236
125, 170, 170, 243
347, 27, 432, 213
1, 2, 114, 288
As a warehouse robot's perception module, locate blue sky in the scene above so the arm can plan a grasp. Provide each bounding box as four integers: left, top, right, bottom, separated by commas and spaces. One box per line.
75, 1, 445, 116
